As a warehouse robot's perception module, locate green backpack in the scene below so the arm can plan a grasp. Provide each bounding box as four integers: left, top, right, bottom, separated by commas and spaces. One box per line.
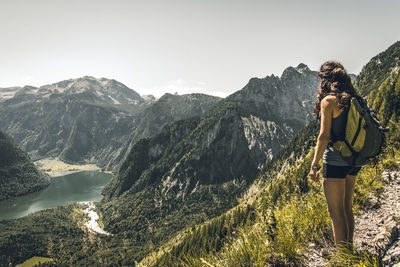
332, 96, 387, 166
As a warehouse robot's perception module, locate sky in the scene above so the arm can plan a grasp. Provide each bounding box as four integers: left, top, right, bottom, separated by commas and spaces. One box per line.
0, 0, 399, 98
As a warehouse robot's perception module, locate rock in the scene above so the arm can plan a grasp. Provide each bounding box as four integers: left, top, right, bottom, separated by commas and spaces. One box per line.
385, 214, 394, 223
383, 242, 400, 266
374, 232, 386, 243
390, 227, 399, 244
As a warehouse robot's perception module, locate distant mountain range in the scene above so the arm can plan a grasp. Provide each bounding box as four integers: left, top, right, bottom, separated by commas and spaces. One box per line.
0, 77, 221, 171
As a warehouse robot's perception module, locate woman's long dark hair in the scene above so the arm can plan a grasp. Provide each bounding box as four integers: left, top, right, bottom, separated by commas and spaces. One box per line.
314, 60, 358, 119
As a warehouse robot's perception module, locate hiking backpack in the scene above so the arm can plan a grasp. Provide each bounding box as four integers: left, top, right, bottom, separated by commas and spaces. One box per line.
331, 96, 387, 166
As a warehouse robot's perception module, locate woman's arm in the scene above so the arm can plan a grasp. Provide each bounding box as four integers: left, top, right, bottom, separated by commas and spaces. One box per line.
309, 96, 334, 182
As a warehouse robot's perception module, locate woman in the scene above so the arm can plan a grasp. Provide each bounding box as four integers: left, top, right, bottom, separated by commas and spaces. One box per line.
308, 61, 361, 247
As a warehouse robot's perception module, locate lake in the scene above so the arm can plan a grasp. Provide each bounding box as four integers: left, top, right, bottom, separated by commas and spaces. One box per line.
0, 171, 112, 220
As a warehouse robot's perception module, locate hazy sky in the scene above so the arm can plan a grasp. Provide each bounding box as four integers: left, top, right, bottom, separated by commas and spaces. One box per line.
0, 0, 399, 97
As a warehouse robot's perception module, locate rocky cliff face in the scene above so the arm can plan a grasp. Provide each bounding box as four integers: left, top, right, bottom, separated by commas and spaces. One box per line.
0, 131, 50, 201
0, 77, 220, 171
99, 63, 320, 260
227, 63, 319, 164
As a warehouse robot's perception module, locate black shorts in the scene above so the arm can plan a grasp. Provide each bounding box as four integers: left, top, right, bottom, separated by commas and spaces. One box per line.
322, 164, 361, 178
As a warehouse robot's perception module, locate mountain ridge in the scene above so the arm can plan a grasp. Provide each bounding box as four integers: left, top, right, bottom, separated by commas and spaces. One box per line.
0, 131, 50, 201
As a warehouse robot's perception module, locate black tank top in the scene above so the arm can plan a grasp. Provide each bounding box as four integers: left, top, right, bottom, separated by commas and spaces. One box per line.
323, 95, 351, 166
330, 107, 348, 143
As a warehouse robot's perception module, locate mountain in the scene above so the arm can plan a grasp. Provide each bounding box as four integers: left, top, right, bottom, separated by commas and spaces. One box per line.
0, 76, 144, 167
0, 131, 50, 201
0, 77, 220, 171
109, 92, 223, 171
97, 63, 319, 261
355, 41, 400, 143
103, 64, 319, 200
225, 63, 319, 161
355, 41, 400, 96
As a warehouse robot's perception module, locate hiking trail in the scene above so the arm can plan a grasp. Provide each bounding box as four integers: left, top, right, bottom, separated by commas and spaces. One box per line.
306, 164, 400, 266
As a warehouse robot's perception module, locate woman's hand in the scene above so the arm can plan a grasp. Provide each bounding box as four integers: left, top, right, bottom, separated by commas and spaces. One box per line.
308, 168, 319, 182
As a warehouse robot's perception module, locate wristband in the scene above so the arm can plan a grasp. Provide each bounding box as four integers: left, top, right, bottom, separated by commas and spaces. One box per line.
311, 164, 320, 171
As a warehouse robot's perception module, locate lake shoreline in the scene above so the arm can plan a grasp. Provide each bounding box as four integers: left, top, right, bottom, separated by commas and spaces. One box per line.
0, 170, 112, 221
34, 158, 111, 177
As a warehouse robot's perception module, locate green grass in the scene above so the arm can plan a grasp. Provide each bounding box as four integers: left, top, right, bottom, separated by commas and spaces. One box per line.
15, 256, 54, 267
328, 244, 383, 267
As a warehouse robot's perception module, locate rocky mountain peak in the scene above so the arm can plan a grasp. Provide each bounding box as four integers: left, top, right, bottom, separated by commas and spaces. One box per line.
296, 62, 309, 70
36, 76, 144, 105
281, 63, 312, 81
227, 64, 318, 125
141, 94, 157, 104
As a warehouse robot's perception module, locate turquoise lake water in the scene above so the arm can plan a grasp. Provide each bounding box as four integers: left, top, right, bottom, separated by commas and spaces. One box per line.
0, 171, 112, 220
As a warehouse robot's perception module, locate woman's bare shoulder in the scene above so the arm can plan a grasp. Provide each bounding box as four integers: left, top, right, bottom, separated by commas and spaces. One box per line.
321, 94, 338, 107
322, 94, 337, 101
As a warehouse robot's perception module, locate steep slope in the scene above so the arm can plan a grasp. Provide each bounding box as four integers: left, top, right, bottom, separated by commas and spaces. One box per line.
355, 40, 400, 143
226, 63, 318, 162
132, 92, 222, 140
107, 93, 222, 171
98, 63, 319, 262
0, 131, 50, 201
355, 40, 400, 96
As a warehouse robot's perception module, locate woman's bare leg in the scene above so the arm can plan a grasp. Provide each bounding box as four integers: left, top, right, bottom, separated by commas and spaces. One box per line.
344, 175, 357, 243
323, 177, 347, 245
